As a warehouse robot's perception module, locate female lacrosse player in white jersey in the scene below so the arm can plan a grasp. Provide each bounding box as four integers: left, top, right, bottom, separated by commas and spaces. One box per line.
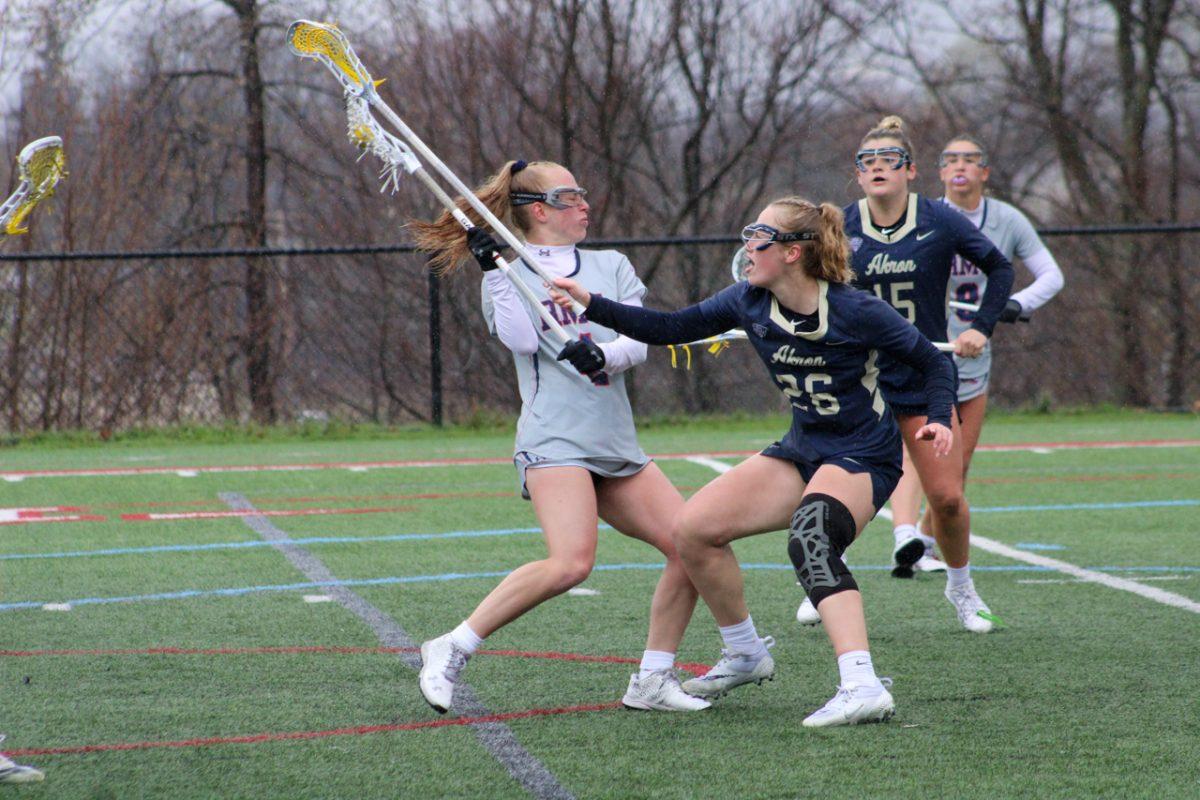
893, 135, 1065, 561
552, 197, 957, 726
410, 159, 708, 714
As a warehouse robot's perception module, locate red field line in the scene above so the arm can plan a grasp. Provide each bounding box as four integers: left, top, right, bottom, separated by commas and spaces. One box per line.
120, 506, 413, 522
0, 514, 104, 526
92, 491, 511, 511
0, 645, 710, 676
6, 701, 624, 757
2, 439, 1197, 480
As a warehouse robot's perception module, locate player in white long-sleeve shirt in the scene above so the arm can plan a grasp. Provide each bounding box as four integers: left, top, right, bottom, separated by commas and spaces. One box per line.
409, 159, 707, 714
890, 134, 1065, 572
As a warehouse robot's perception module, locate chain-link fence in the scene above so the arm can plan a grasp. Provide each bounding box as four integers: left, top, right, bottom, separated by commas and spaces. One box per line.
0, 228, 1196, 434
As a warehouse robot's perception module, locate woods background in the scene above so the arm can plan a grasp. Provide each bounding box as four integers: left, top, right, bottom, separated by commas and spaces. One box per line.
1, 0, 1197, 432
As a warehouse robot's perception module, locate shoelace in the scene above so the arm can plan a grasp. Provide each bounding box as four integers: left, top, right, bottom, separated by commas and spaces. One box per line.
709, 636, 776, 677
444, 648, 468, 681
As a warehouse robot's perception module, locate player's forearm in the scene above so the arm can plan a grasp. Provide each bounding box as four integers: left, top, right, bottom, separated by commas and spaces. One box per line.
969, 248, 1015, 336
1010, 248, 1064, 312
584, 295, 727, 346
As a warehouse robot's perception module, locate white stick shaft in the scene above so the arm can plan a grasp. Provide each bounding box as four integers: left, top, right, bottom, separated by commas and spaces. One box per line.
948, 300, 980, 312
365, 92, 586, 315
408, 167, 572, 345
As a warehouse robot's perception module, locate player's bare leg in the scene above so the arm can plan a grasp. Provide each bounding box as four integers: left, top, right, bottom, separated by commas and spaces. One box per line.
597, 463, 709, 710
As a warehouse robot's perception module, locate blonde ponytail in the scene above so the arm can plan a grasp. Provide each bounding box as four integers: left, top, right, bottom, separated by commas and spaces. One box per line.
768, 197, 853, 284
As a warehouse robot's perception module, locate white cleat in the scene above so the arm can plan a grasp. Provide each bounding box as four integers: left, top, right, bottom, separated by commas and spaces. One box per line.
419, 633, 470, 714
795, 594, 821, 626
681, 637, 776, 699
0, 736, 44, 784
916, 551, 948, 572
802, 679, 895, 728
891, 536, 925, 579
622, 669, 712, 711
944, 580, 1000, 633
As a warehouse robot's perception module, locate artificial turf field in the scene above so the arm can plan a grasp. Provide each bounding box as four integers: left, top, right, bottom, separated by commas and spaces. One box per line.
1, 410, 1197, 798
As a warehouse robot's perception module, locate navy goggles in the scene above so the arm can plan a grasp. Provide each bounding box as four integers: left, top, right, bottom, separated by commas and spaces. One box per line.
741, 223, 818, 251
854, 147, 911, 172
509, 186, 588, 209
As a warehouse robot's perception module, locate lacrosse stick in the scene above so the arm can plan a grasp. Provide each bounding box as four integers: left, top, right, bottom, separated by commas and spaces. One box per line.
286, 20, 587, 319
336, 92, 578, 352
0, 136, 66, 235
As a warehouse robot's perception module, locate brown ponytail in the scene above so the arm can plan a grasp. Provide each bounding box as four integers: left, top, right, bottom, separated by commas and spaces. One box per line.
769, 197, 853, 284
409, 159, 562, 274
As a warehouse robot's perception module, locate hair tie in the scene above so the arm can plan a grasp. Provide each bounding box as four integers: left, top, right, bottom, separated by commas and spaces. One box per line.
511, 160, 528, 175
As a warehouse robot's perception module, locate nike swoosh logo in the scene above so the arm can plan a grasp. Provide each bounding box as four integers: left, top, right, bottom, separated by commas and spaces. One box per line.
916, 231, 934, 241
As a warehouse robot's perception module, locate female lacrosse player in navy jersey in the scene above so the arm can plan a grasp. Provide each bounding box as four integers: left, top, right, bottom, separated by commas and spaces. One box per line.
833, 116, 1014, 634
552, 197, 957, 727
409, 159, 709, 715
893, 134, 1065, 554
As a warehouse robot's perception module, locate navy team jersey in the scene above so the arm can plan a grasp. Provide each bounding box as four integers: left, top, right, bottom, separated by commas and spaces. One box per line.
584, 280, 956, 464
844, 193, 1014, 410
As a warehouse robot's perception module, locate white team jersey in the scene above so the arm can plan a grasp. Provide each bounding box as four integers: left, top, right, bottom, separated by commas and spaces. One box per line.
482, 248, 648, 464
944, 197, 1048, 381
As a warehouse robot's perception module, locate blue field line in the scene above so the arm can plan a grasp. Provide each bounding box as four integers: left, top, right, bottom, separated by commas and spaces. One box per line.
3, 562, 1199, 612
973, 499, 1200, 513
0, 526, 548, 562
4, 497, 1197, 564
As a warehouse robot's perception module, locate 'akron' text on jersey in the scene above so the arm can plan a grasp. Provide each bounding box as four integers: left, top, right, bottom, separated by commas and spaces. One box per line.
770, 345, 827, 367
864, 253, 918, 275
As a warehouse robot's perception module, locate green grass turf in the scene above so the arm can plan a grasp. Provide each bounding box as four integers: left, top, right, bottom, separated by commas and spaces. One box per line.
1, 410, 1198, 798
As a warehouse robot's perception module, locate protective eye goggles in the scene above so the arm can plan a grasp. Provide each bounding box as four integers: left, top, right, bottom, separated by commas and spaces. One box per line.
509, 186, 588, 209
938, 149, 988, 168
741, 223, 817, 251
854, 147, 911, 172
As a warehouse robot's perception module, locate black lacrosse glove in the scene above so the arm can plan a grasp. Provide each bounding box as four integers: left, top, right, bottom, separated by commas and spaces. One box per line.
467, 228, 502, 272
997, 298, 1030, 323
556, 338, 606, 377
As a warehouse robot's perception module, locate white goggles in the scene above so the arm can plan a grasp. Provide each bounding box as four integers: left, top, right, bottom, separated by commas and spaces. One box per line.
510, 186, 588, 209
938, 149, 988, 167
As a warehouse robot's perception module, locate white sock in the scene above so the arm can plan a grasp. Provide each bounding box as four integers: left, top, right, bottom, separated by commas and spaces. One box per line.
639, 650, 675, 678
893, 524, 918, 543
449, 621, 484, 655
946, 564, 972, 589
837, 650, 881, 689
718, 616, 768, 667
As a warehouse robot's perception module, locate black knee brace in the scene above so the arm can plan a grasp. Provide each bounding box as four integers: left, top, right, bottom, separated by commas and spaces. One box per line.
788, 493, 859, 608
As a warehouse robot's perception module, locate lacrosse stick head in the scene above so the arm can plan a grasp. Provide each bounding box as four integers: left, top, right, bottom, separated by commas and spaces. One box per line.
2, 136, 67, 235
344, 93, 419, 193
287, 20, 375, 95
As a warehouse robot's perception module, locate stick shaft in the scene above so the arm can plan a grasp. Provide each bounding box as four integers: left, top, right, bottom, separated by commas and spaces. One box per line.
366, 92, 586, 315
408, 167, 572, 345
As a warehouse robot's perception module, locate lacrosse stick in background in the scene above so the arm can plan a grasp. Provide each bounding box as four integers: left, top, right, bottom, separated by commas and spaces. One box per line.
0, 136, 66, 236
286, 20, 588, 322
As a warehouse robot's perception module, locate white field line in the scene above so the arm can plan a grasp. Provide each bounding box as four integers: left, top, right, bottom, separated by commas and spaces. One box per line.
688, 455, 1200, 615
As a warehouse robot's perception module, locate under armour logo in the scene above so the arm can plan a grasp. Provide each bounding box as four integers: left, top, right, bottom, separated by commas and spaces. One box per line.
538, 248, 551, 256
